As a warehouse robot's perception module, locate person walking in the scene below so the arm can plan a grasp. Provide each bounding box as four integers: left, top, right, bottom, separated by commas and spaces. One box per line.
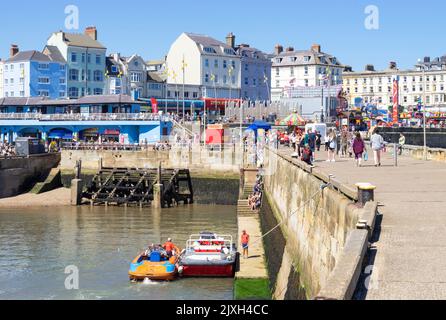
301, 144, 313, 165
352, 132, 366, 167
327, 130, 337, 162
315, 131, 322, 152
370, 129, 385, 167
340, 130, 348, 158
241, 230, 250, 259
398, 133, 406, 155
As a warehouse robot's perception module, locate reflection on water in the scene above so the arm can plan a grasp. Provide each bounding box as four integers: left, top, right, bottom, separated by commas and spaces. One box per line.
0, 205, 237, 300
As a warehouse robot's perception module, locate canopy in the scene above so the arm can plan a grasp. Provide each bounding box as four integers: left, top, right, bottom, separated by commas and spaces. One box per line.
278, 112, 306, 126
247, 121, 272, 132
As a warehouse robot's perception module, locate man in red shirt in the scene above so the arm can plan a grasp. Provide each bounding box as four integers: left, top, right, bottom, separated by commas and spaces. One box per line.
163, 238, 175, 257
241, 230, 250, 259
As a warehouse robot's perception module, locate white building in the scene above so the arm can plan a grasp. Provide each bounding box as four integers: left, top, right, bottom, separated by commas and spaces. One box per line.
0, 60, 4, 98
343, 58, 446, 109
166, 32, 242, 100
271, 44, 344, 102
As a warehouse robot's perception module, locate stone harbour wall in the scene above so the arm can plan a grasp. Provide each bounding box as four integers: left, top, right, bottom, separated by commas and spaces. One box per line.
262, 148, 376, 299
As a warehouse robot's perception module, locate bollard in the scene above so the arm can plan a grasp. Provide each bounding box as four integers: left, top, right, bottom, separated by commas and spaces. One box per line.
71, 179, 83, 206
355, 183, 376, 207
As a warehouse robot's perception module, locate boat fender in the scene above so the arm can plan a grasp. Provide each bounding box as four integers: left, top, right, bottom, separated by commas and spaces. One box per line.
178, 266, 184, 274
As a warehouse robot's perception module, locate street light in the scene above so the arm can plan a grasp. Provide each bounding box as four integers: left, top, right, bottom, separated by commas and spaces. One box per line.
418, 58, 427, 161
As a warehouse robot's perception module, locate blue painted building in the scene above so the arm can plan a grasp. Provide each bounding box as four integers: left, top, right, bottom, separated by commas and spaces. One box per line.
2, 46, 67, 99
0, 95, 172, 144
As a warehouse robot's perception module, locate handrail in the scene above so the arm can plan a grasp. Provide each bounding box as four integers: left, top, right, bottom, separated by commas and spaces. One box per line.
0, 113, 172, 122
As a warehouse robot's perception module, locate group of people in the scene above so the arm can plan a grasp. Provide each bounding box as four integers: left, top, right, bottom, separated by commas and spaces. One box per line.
0, 142, 16, 157
143, 238, 178, 260
248, 175, 264, 211
288, 128, 323, 166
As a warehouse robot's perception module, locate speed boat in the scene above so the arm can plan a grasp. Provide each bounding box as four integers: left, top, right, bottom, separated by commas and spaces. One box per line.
178, 232, 238, 277
129, 247, 180, 281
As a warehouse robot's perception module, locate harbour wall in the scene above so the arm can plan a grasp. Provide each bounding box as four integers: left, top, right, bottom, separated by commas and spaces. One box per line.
0, 153, 61, 198
61, 147, 244, 175
398, 144, 446, 163
380, 127, 446, 148
262, 148, 377, 300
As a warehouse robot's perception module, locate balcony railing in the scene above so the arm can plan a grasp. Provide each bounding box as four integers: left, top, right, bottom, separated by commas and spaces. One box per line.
0, 113, 170, 122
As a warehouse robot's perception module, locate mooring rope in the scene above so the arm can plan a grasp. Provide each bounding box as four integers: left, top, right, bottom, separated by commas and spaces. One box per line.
249, 183, 331, 247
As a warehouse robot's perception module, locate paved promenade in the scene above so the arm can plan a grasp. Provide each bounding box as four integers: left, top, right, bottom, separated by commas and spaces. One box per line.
279, 146, 446, 300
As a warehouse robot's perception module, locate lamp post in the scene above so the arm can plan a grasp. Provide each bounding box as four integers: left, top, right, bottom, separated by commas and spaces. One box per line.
418, 59, 427, 161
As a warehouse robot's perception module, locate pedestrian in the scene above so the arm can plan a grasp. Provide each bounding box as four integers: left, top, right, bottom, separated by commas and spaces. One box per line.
398, 133, 406, 155
370, 128, 385, 167
315, 131, 322, 152
324, 132, 330, 151
241, 230, 250, 259
352, 132, 365, 167
327, 130, 337, 162
301, 144, 313, 165
306, 128, 316, 162
340, 129, 348, 158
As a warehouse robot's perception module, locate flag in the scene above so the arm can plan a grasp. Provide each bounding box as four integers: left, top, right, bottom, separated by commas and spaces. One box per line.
151, 98, 159, 114
228, 66, 234, 76
210, 73, 216, 82
181, 59, 188, 71
392, 78, 399, 124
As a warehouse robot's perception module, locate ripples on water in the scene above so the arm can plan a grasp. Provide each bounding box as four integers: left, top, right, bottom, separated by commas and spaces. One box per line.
0, 205, 237, 300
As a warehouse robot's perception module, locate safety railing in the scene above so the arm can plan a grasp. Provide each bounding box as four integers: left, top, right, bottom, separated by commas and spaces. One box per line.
0, 113, 171, 122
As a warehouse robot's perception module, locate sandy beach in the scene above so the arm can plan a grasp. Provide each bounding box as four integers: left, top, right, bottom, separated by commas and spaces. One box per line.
0, 188, 71, 208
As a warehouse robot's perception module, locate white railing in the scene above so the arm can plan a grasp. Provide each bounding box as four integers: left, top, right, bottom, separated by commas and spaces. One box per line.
0, 113, 171, 122
185, 234, 234, 254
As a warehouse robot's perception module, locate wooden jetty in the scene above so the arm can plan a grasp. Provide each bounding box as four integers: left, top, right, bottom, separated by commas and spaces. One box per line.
82, 166, 194, 208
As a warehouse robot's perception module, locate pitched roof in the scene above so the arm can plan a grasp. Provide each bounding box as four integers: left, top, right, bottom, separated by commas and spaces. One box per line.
185, 33, 236, 56
147, 71, 166, 83
58, 32, 106, 49
43, 46, 66, 63
6, 51, 51, 63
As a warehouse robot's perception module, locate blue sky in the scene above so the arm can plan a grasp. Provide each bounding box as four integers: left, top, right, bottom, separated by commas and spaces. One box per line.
1, 0, 445, 71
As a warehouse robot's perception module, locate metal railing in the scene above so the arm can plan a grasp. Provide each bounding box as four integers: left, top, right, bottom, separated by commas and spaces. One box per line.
0, 113, 171, 122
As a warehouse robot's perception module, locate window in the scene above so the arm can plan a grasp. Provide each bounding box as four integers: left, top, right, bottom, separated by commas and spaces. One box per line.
131, 72, 141, 82
68, 87, 79, 98
205, 59, 209, 67
59, 91, 66, 98
4, 79, 8, 85
81, 53, 86, 63
60, 65, 66, 72
223, 60, 227, 69
204, 47, 216, 54
71, 52, 77, 63
253, 78, 256, 86
38, 77, 50, 84
232, 76, 236, 84
60, 78, 66, 84
223, 75, 227, 84
96, 55, 101, 64
205, 74, 209, 83
290, 67, 294, 76
111, 66, 118, 73
276, 68, 280, 76
305, 79, 309, 87
214, 60, 218, 68
94, 88, 103, 95
231, 61, 236, 69
20, 63, 24, 69
20, 91, 24, 97
224, 48, 234, 55
81, 69, 85, 81
276, 80, 280, 88
304, 66, 308, 75
214, 75, 218, 83
87, 54, 92, 64
19, 78, 24, 84
94, 70, 103, 82
244, 77, 248, 85
184, 91, 189, 98
69, 69, 79, 81
10, 78, 14, 84
38, 90, 49, 97
303, 56, 310, 62
193, 92, 198, 98
4, 65, 8, 71
244, 64, 248, 72
10, 65, 14, 71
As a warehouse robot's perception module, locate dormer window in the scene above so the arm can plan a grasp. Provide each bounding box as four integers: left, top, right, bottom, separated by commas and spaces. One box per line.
204, 47, 216, 54
111, 66, 118, 73
224, 48, 234, 55
303, 56, 311, 62
332, 58, 337, 64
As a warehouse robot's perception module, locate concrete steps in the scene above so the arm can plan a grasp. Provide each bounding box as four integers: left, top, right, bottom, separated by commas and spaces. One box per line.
237, 199, 258, 216
242, 184, 255, 199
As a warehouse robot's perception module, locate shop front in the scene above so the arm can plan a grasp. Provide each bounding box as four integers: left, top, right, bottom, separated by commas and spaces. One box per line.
101, 129, 121, 143
79, 128, 100, 142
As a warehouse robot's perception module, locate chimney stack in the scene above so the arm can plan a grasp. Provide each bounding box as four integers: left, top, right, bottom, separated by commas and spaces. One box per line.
424, 56, 431, 63
389, 61, 397, 70
311, 44, 321, 53
285, 47, 294, 52
85, 26, 98, 41
226, 32, 235, 49
275, 44, 283, 55
365, 64, 375, 72
10, 44, 19, 58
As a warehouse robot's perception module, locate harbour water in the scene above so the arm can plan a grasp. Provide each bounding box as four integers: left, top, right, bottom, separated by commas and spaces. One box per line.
0, 205, 237, 300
